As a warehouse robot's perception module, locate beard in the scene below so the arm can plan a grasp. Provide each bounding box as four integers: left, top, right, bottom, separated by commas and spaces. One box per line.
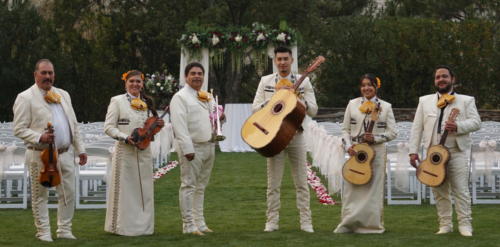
436, 83, 452, 94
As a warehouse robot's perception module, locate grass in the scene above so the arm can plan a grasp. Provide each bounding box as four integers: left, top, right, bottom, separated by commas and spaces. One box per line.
1, 151, 499, 246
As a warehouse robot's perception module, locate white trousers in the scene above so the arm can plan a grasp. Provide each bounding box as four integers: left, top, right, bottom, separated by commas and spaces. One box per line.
178, 142, 215, 232
266, 132, 312, 227
27, 149, 76, 237
432, 148, 472, 228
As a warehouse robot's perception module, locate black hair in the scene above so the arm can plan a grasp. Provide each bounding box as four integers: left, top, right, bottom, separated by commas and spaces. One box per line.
434, 65, 455, 78
273, 46, 292, 55
184, 62, 205, 77
360, 73, 378, 89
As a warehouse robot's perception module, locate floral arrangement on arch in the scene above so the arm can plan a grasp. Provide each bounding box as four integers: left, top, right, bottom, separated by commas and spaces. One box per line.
144, 69, 178, 107
178, 21, 299, 54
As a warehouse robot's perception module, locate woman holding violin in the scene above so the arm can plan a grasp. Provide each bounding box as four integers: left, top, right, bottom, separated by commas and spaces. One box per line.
334, 74, 397, 234
104, 70, 164, 236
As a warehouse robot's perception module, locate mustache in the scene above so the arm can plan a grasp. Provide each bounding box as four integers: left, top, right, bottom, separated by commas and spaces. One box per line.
43, 78, 53, 83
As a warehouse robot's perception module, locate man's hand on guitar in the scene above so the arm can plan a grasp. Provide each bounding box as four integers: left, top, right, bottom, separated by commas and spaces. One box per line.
362, 133, 375, 144
347, 146, 357, 157
185, 153, 195, 161
444, 121, 457, 132
409, 153, 420, 169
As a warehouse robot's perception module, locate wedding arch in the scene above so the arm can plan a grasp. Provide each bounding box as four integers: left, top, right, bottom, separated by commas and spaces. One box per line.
178, 22, 300, 91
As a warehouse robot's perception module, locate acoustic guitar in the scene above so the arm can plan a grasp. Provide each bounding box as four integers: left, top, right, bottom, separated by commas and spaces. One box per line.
342, 103, 380, 185
417, 108, 460, 187
241, 56, 325, 157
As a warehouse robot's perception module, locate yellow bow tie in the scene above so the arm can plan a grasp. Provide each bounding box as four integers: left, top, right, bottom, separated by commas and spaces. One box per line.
359, 101, 376, 114
437, 93, 455, 108
198, 90, 211, 102
275, 78, 294, 90
44, 90, 61, 104
130, 98, 147, 111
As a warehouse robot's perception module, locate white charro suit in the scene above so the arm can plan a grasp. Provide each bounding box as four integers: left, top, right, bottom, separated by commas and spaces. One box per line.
409, 93, 481, 230
335, 97, 397, 233
104, 94, 154, 236
252, 72, 318, 229
13, 84, 85, 238
170, 85, 215, 233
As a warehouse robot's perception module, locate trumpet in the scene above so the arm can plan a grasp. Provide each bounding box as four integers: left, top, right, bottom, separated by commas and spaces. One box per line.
210, 89, 225, 142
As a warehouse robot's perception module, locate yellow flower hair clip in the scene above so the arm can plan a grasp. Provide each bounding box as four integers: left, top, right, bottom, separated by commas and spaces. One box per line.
375, 77, 381, 88
121, 70, 145, 82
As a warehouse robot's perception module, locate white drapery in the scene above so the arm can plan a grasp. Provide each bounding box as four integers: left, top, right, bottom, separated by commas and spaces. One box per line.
178, 45, 298, 92
179, 47, 210, 91
219, 104, 254, 152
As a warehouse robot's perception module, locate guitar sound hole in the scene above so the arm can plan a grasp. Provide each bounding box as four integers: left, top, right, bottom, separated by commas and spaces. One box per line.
431, 153, 441, 164
356, 151, 367, 163
273, 102, 284, 114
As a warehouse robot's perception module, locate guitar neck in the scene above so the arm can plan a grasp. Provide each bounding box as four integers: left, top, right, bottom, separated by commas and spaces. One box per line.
439, 130, 449, 145
366, 120, 375, 134
292, 72, 310, 91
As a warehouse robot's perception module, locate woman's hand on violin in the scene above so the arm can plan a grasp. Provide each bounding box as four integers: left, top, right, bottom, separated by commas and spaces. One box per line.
39, 133, 55, 144
126, 136, 136, 145
156, 118, 165, 128
185, 153, 195, 161
78, 153, 88, 166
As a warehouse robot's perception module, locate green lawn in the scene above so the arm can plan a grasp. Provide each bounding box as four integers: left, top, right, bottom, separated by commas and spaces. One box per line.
1, 152, 499, 247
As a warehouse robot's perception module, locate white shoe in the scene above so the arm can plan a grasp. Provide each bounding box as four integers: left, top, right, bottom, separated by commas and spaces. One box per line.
201, 228, 213, 233
458, 226, 473, 237
435, 226, 453, 235
264, 223, 279, 232
57, 232, 77, 239
184, 230, 204, 236
300, 225, 314, 233
37, 234, 53, 242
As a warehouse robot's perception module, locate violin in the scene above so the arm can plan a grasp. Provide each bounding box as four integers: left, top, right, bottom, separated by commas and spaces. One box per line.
39, 122, 61, 188
130, 105, 169, 150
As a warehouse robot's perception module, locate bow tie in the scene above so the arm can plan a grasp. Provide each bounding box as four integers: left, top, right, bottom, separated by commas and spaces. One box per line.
130, 98, 147, 111
45, 90, 61, 104
359, 101, 376, 114
198, 90, 211, 102
437, 93, 455, 108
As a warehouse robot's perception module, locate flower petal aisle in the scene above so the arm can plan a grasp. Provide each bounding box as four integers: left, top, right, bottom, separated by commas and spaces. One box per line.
153, 161, 179, 181
306, 162, 336, 205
